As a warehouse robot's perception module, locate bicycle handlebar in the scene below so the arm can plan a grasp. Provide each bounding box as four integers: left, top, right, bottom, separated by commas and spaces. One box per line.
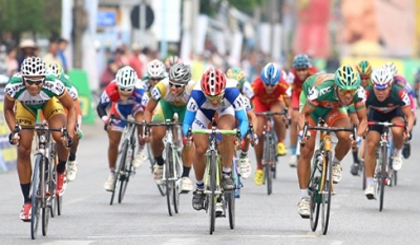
301, 121, 358, 146
12, 123, 72, 147
367, 121, 406, 128
255, 110, 288, 117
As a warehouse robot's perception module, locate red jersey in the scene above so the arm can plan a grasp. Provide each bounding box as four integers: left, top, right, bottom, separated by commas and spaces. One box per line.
251, 77, 291, 104
287, 67, 318, 94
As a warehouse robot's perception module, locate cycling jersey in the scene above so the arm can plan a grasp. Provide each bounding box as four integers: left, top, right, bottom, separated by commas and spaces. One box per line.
98, 80, 147, 130
46, 73, 78, 100
251, 77, 291, 104
5, 73, 67, 125
150, 78, 195, 106
287, 67, 317, 109
365, 84, 410, 114
394, 74, 416, 116
141, 73, 168, 96
239, 81, 253, 111
300, 73, 365, 126
182, 78, 249, 138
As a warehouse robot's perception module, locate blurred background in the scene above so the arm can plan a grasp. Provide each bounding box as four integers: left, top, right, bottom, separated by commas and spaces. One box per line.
1, 0, 420, 114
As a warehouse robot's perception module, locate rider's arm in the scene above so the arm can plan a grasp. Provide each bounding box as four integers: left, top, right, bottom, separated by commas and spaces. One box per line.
235, 109, 249, 139
402, 105, 415, 132
225, 88, 249, 138
297, 102, 315, 130
144, 99, 158, 123
145, 82, 164, 123
247, 110, 258, 129
355, 106, 368, 136
3, 95, 16, 132
59, 91, 77, 137
182, 99, 198, 136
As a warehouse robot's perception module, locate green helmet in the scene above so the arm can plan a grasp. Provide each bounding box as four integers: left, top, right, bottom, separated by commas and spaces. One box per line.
226, 67, 246, 86
355, 60, 372, 76
334, 65, 361, 90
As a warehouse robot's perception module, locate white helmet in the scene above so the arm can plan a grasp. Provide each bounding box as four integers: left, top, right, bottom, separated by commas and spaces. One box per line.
116, 66, 138, 89
169, 63, 191, 85
371, 68, 393, 89
21, 57, 46, 77
46, 61, 62, 77
382, 62, 398, 77
147, 59, 165, 79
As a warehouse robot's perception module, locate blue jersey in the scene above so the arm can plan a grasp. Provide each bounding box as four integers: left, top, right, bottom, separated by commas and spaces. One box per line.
182, 79, 249, 138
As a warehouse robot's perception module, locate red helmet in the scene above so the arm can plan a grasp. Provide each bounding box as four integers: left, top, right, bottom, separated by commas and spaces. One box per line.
201, 68, 227, 96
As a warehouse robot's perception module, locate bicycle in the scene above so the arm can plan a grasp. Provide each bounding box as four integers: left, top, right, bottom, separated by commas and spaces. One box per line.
367, 121, 406, 211
12, 123, 70, 239
146, 120, 183, 216
187, 127, 240, 234
301, 119, 356, 235
255, 110, 287, 195
108, 116, 143, 205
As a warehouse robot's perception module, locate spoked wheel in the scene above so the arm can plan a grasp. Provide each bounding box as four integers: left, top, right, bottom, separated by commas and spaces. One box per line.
265, 163, 272, 195
42, 159, 50, 236
173, 179, 180, 214
309, 176, 320, 232
165, 145, 175, 216
117, 141, 129, 204
378, 145, 387, 212
209, 152, 217, 235
321, 152, 333, 235
226, 191, 235, 229
41, 206, 50, 236
50, 161, 57, 218
149, 144, 166, 197
31, 155, 42, 240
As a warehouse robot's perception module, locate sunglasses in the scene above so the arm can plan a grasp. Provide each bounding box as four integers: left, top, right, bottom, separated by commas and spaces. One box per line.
24, 78, 45, 85
118, 87, 134, 93
296, 68, 308, 72
339, 89, 357, 96
150, 78, 163, 82
361, 75, 370, 80
169, 81, 185, 88
264, 83, 278, 88
205, 93, 224, 101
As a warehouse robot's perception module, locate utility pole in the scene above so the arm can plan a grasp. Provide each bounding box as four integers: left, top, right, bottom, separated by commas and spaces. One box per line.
73, 0, 84, 69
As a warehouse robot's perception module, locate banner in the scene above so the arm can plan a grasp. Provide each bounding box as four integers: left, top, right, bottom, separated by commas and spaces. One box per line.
68, 70, 96, 124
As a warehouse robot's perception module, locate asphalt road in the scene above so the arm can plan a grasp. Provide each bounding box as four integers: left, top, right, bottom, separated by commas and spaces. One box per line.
1, 122, 419, 245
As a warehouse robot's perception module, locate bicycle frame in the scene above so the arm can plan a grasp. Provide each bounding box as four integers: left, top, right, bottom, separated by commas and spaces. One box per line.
203, 128, 222, 196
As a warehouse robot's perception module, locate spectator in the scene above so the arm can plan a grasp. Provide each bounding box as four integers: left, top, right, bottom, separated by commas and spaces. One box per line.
128, 43, 143, 78
6, 47, 18, 76
100, 58, 119, 92
57, 38, 69, 72
17, 39, 37, 71
43, 40, 62, 67
139, 47, 152, 75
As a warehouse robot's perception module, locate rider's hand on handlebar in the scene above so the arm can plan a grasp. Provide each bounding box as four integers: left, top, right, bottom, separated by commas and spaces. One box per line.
8, 133, 20, 145
298, 130, 311, 145
350, 134, 362, 150
404, 130, 412, 142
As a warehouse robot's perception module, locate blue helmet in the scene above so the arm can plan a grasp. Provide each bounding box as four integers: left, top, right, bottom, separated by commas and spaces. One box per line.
261, 63, 280, 85
292, 54, 310, 69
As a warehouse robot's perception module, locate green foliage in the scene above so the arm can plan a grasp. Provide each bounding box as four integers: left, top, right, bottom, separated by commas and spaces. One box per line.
0, 0, 61, 34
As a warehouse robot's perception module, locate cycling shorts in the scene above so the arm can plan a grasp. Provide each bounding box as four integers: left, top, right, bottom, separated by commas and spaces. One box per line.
152, 100, 186, 122
16, 97, 65, 126
368, 109, 404, 134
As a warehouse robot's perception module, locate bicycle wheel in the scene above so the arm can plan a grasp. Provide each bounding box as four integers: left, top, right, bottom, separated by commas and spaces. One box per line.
321, 151, 333, 235
165, 145, 174, 216
31, 154, 42, 240
272, 137, 277, 180
110, 141, 126, 205
209, 151, 217, 235
226, 191, 235, 229
361, 160, 367, 190
173, 151, 180, 214
309, 176, 320, 232
119, 143, 134, 204
379, 144, 387, 212
42, 158, 50, 236
50, 156, 57, 218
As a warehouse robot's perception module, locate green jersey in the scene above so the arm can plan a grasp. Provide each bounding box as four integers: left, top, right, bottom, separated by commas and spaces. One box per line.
5, 73, 66, 110
302, 73, 365, 110
365, 84, 410, 114
46, 72, 78, 100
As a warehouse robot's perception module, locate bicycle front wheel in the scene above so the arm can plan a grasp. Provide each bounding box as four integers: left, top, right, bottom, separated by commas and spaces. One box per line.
209, 151, 217, 235
42, 158, 51, 236
379, 144, 387, 212
31, 154, 42, 240
119, 143, 134, 203
165, 145, 174, 216
226, 191, 235, 229
321, 151, 333, 235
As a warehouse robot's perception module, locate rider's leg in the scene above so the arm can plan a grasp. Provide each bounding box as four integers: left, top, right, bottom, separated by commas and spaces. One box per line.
254, 115, 266, 185
290, 108, 299, 164
391, 115, 405, 170
218, 113, 236, 190
107, 129, 122, 171
272, 101, 287, 156
330, 113, 352, 184
133, 110, 145, 168
364, 130, 381, 198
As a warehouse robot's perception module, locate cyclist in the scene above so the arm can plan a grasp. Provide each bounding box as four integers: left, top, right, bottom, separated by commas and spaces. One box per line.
144, 63, 195, 193
97, 66, 147, 191
296, 65, 368, 218
226, 67, 256, 179
252, 63, 291, 186
287, 54, 318, 167
142, 59, 167, 98
363, 68, 415, 199
383, 62, 416, 159
45, 61, 82, 181
165, 55, 182, 72
182, 67, 249, 211
349, 60, 373, 175
4, 57, 77, 221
